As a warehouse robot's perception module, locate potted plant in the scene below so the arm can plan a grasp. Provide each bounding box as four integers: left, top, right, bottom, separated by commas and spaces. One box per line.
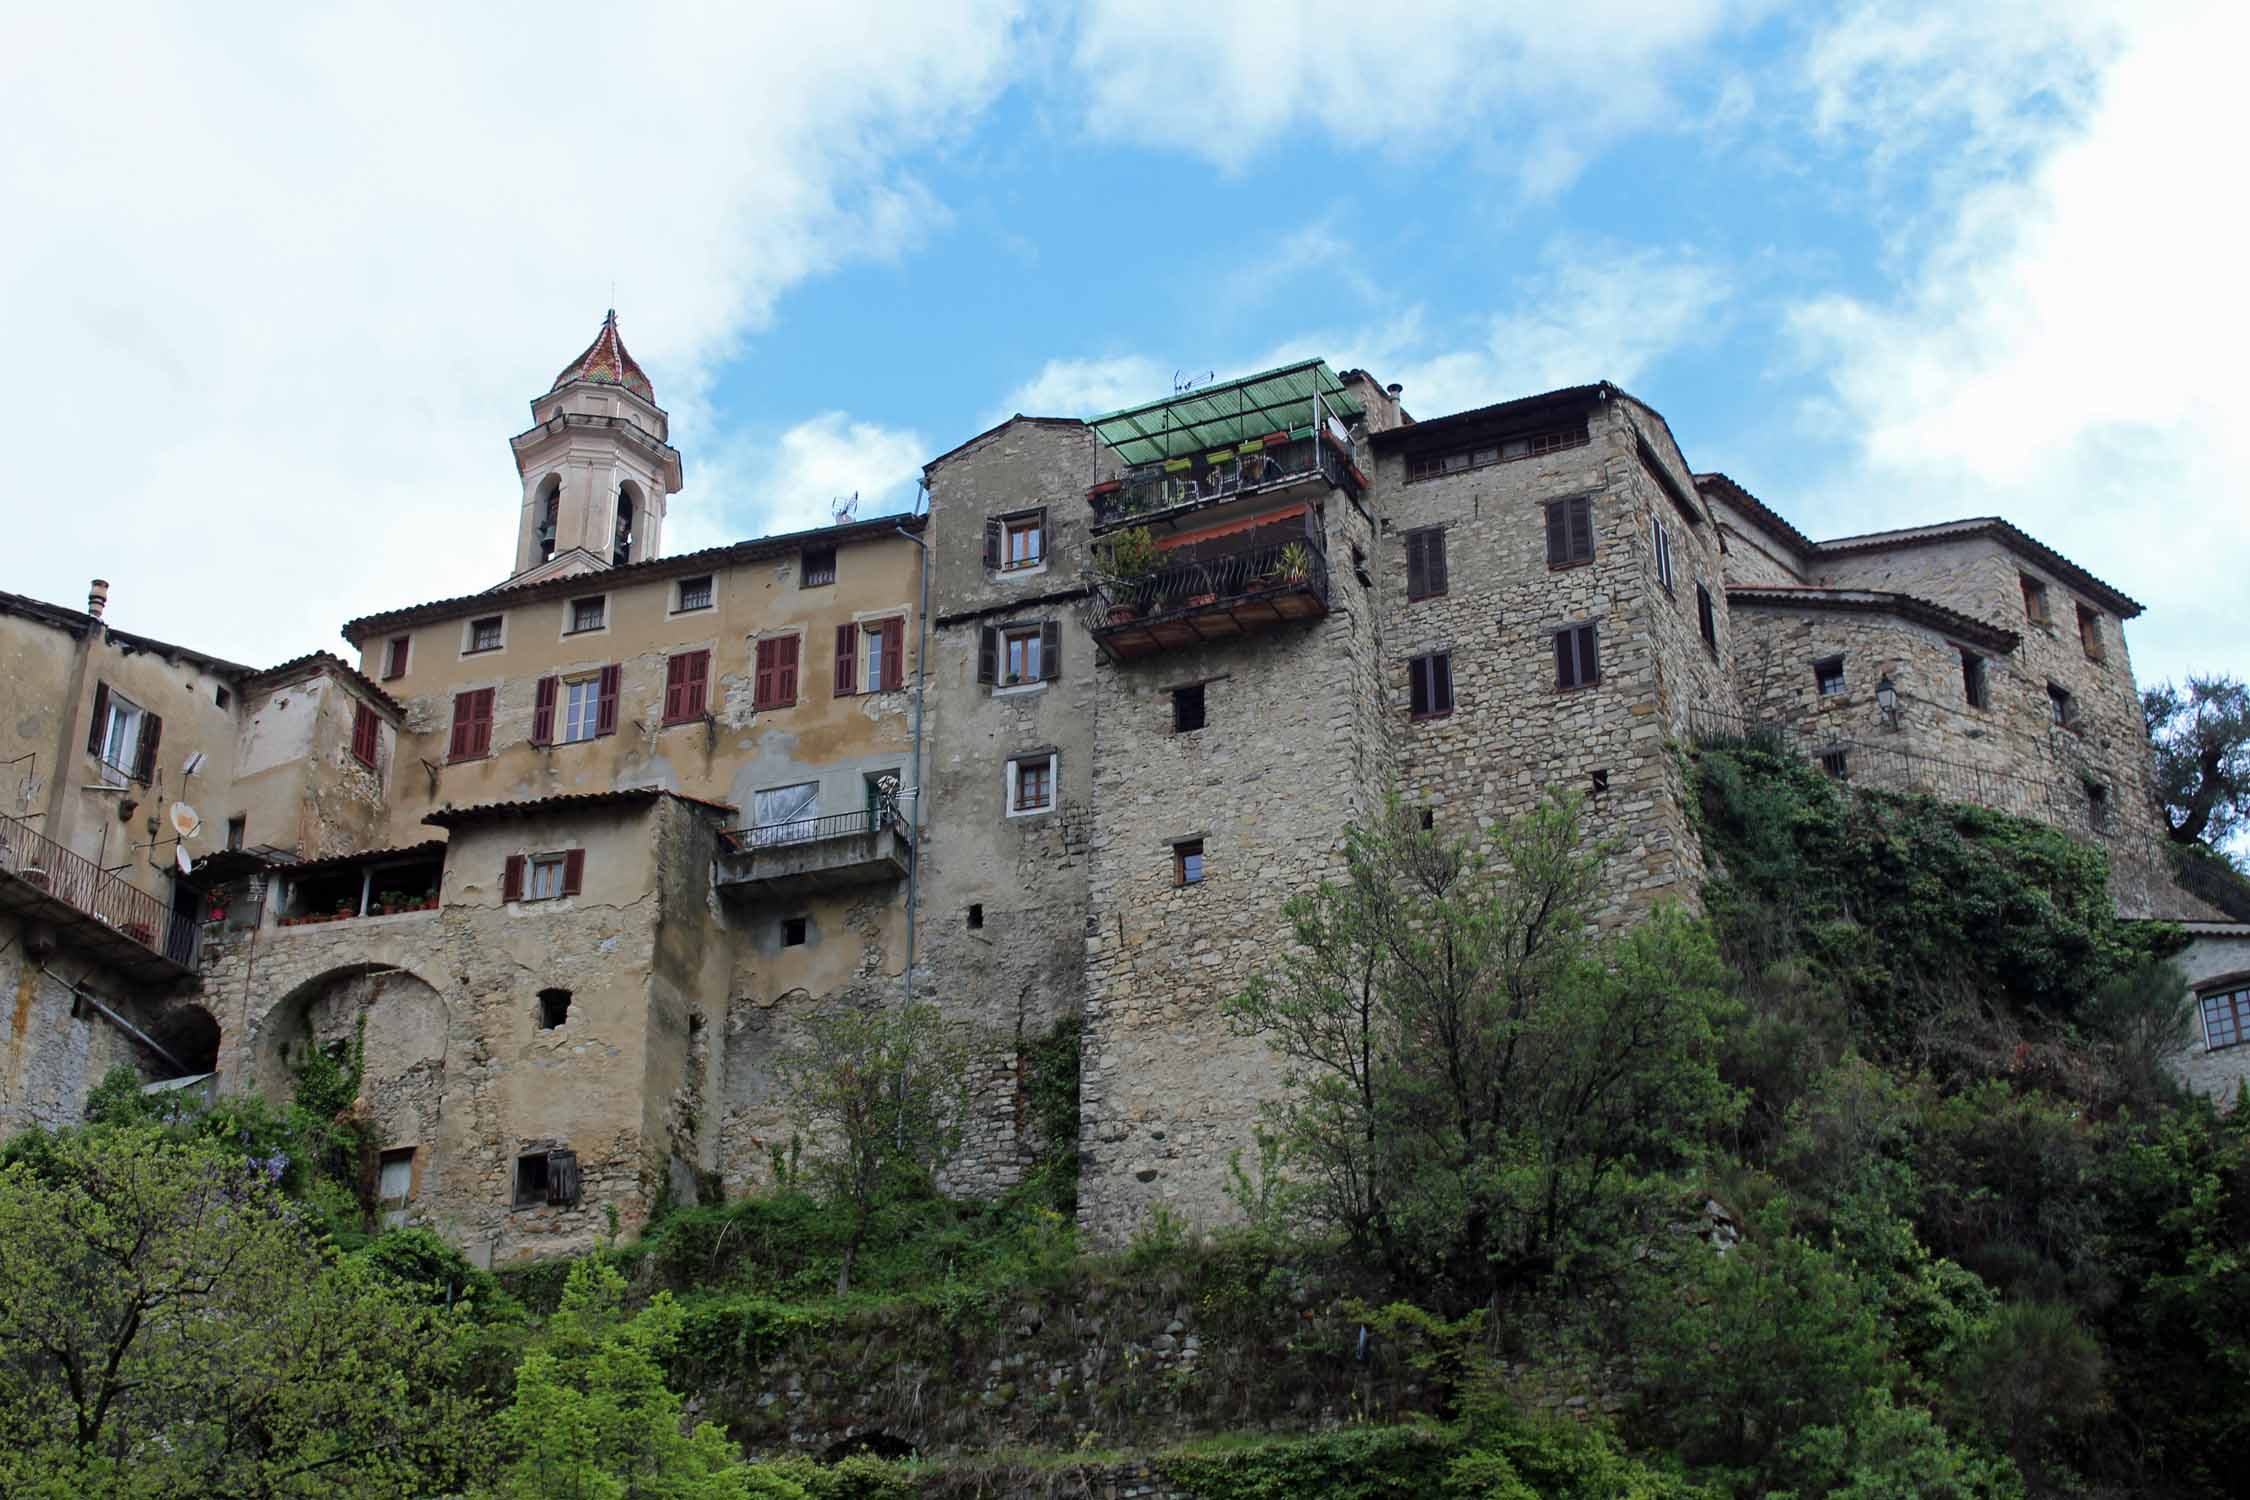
1275, 541, 1314, 584
1101, 527, 1161, 622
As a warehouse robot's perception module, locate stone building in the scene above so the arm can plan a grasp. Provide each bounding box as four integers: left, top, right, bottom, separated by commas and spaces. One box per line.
0, 317, 2227, 1255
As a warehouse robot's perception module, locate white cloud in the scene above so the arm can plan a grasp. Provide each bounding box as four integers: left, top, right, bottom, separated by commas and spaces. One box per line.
998, 355, 1171, 421
0, 2, 1019, 662
1784, 0, 2249, 686
685, 414, 929, 550
1068, 0, 1766, 187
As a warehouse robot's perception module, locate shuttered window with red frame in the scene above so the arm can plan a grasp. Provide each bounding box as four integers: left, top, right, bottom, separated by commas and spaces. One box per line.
879, 618, 904, 691
753, 637, 798, 710
349, 702, 380, 767
663, 650, 710, 724
834, 623, 858, 696
447, 688, 494, 761
595, 664, 621, 736
530, 676, 558, 746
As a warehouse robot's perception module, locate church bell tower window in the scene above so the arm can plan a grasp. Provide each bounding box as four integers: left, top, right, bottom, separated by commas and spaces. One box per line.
536, 477, 560, 562
614, 488, 635, 567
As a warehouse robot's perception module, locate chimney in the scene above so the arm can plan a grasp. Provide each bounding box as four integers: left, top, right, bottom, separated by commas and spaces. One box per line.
1386, 383, 1402, 399
88, 579, 109, 619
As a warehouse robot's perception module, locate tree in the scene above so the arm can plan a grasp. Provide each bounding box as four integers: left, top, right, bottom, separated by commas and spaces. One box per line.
773, 1002, 977, 1295
1227, 795, 1739, 1302
2143, 675, 2250, 848
0, 1126, 480, 1499
477, 1258, 806, 1500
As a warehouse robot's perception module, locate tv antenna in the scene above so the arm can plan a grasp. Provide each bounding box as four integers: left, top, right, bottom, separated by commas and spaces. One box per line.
831, 491, 859, 524
1173, 368, 1214, 394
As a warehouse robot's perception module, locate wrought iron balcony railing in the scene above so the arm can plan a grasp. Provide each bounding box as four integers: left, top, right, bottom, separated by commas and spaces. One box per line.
1085, 535, 1333, 660
717, 803, 909, 856
0, 810, 196, 965
1087, 434, 1364, 529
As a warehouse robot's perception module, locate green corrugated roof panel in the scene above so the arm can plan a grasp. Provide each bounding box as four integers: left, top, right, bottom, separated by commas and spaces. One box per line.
1088, 359, 1364, 467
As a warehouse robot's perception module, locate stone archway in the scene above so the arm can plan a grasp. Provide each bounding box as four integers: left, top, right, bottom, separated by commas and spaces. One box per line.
254, 964, 449, 1150
150, 1002, 221, 1078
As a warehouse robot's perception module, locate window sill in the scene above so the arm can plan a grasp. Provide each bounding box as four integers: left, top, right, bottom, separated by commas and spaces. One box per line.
1006, 804, 1057, 820
349, 754, 377, 770
799, 579, 836, 591
1548, 558, 1594, 573
1409, 709, 1454, 721
462, 646, 503, 658
1405, 591, 1446, 604
561, 627, 607, 639
663, 713, 713, 727
669, 605, 714, 617
998, 560, 1050, 578
1556, 680, 1601, 694
993, 680, 1047, 697
446, 752, 492, 765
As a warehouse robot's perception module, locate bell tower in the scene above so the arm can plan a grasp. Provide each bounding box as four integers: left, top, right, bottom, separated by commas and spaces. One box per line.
505, 310, 685, 585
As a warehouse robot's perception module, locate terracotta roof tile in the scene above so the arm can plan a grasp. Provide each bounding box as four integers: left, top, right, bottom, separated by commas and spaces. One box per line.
551, 309, 653, 402
421, 788, 736, 829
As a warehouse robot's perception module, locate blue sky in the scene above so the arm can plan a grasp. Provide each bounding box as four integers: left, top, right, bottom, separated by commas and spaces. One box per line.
2, 1, 2241, 689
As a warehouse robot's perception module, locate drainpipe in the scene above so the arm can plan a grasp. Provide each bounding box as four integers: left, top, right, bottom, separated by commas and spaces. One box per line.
894, 489, 930, 1011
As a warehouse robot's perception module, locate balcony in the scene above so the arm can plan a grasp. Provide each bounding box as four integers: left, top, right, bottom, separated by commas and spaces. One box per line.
1086, 526, 1332, 663
1087, 432, 1365, 533
0, 810, 198, 983
714, 805, 911, 898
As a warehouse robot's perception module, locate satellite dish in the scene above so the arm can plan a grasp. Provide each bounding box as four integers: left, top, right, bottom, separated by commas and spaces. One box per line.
176, 846, 194, 875
830, 490, 859, 524
170, 803, 202, 840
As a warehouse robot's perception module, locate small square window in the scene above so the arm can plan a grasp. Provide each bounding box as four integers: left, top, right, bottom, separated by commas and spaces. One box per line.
1174, 839, 1205, 886
2048, 682, 2077, 728
468, 616, 504, 654
2077, 604, 2103, 660
225, 815, 246, 851
513, 1153, 551, 1207
2086, 782, 2110, 832
2021, 575, 2050, 624
2202, 989, 2249, 1051
378, 1147, 414, 1206
1820, 750, 1850, 781
215, 683, 232, 708
1002, 627, 1043, 685
1009, 754, 1056, 815
384, 635, 410, 680
1004, 514, 1045, 570
801, 547, 837, 588
527, 853, 568, 901
538, 988, 571, 1029
1590, 769, 1610, 795
1173, 683, 1206, 733
676, 575, 714, 612
568, 596, 606, 634
1409, 652, 1453, 718
1960, 649, 1988, 709
1420, 808, 1435, 830
1814, 657, 1846, 697
967, 903, 984, 930
781, 916, 808, 947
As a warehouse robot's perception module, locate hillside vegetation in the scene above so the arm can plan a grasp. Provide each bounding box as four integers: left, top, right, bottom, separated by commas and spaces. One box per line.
4, 743, 2247, 1499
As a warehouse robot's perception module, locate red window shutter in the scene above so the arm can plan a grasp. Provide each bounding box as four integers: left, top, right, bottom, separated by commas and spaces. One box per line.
133, 713, 162, 783
752, 639, 775, 709
596, 664, 620, 736
686, 650, 711, 718
561, 848, 585, 897
385, 636, 409, 680
502, 854, 525, 902
1039, 619, 1060, 681
879, 619, 903, 692
476, 689, 496, 756
87, 682, 109, 755
531, 676, 557, 745
448, 693, 472, 759
774, 638, 797, 705
834, 623, 858, 696
350, 703, 378, 766
666, 652, 689, 721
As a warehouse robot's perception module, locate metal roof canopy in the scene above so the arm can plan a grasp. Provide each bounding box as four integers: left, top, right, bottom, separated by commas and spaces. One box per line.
1089, 359, 1363, 467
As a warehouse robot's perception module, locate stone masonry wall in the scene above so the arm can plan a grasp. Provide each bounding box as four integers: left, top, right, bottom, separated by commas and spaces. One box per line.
2172, 928, 2250, 1106
0, 913, 186, 1133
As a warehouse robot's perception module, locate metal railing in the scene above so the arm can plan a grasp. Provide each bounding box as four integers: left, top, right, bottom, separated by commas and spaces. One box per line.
0, 810, 195, 964
1685, 706, 2096, 830
1090, 434, 1362, 526
717, 803, 906, 856
1086, 533, 1332, 632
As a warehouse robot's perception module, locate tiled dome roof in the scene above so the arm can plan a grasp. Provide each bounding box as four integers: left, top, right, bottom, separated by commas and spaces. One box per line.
550, 309, 653, 401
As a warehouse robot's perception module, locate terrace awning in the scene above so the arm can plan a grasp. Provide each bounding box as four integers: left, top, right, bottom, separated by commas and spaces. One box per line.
1089, 360, 1364, 467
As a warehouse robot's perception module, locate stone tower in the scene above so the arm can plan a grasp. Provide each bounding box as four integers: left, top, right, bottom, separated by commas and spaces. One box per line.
505, 311, 685, 584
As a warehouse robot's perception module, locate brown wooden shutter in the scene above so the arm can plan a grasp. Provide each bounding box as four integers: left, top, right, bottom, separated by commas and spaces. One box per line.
665, 653, 690, 721
448, 693, 473, 759
1433, 653, 1453, 713
561, 848, 585, 897
384, 636, 409, 680
1426, 531, 1448, 596
531, 676, 557, 745
1554, 631, 1573, 689
546, 1147, 580, 1205
879, 619, 903, 691
834, 623, 858, 696
1575, 625, 1600, 685
1409, 657, 1429, 717
87, 682, 109, 755
773, 639, 797, 704
977, 626, 997, 684
1697, 585, 1715, 646
595, 664, 620, 736
984, 518, 1002, 569
350, 703, 378, 766
1567, 498, 1593, 561
750, 640, 774, 709
1545, 502, 1567, 566
1039, 619, 1060, 681
1406, 531, 1428, 599
502, 854, 525, 902
133, 713, 162, 783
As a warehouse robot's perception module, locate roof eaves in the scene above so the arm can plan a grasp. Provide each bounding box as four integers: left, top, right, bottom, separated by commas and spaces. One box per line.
243, 651, 406, 720
1810, 518, 2143, 618
420, 788, 737, 829
1694, 472, 1816, 559
1368, 382, 1613, 450
923, 414, 1088, 473
1726, 584, 2022, 652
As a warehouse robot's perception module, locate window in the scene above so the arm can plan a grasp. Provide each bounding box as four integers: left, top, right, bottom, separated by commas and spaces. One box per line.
2020, 574, 2050, 625
2077, 604, 2103, 660
1554, 623, 1600, 690
781, 916, 808, 947
2048, 682, 2077, 728
1960, 649, 1988, 708
534, 476, 560, 562
468, 615, 504, 654
1406, 422, 1589, 481
1405, 527, 1448, 600
383, 635, 410, 680
675, 575, 714, 613
1174, 838, 1205, 886
349, 702, 379, 767
503, 849, 584, 902
1420, 809, 1435, 830
801, 546, 837, 588
562, 677, 600, 743
226, 815, 246, 851
669, 648, 715, 721
748, 638, 793, 712
513, 1150, 578, 1207
853, 617, 906, 693
568, 596, 606, 634
1544, 496, 1595, 568
1820, 750, 1850, 781
378, 1147, 415, 1226
2202, 987, 2250, 1051
1589, 769, 1610, 795
535, 666, 619, 745
447, 688, 494, 761
613, 487, 636, 567
1003, 512, 1046, 570
1173, 683, 1207, 733
1652, 517, 1675, 593
537, 988, 571, 1029
87, 684, 155, 785
977, 620, 1057, 690
1815, 656, 1847, 697
1696, 583, 1717, 650
215, 683, 231, 708
967, 903, 984, 930
751, 782, 819, 844
1408, 652, 1454, 718
2086, 781, 2110, 832
1008, 752, 1057, 816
